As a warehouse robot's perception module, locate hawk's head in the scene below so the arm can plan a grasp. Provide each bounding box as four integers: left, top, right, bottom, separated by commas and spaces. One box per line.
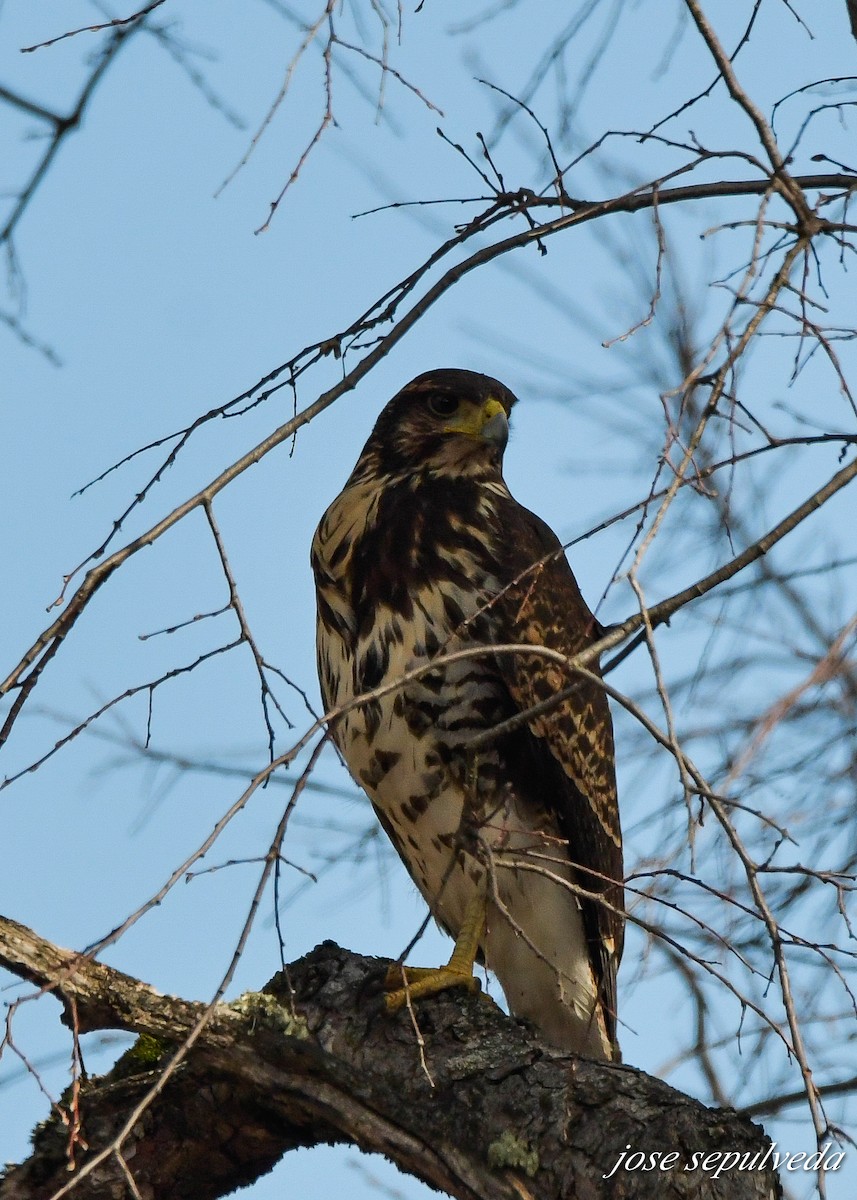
355, 369, 519, 480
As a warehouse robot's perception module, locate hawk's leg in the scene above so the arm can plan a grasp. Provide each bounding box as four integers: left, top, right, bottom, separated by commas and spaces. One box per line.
385, 890, 486, 1012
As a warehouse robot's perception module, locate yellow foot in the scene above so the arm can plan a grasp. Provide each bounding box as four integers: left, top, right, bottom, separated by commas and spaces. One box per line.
384, 890, 488, 1014
384, 962, 482, 1013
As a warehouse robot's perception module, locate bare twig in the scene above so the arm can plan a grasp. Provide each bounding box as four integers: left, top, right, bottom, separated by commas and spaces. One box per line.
20, 2, 169, 51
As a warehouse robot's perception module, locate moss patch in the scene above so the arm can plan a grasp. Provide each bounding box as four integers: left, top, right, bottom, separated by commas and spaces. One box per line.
230, 991, 310, 1040
112, 1032, 172, 1078
487, 1130, 539, 1177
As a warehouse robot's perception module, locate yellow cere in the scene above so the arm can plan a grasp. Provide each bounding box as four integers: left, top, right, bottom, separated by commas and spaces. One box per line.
444, 396, 506, 438
481, 397, 506, 422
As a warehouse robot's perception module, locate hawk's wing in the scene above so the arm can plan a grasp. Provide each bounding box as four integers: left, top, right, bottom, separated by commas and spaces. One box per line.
491, 497, 624, 1044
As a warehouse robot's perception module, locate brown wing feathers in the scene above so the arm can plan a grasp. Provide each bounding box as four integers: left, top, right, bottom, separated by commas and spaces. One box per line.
492, 502, 624, 1043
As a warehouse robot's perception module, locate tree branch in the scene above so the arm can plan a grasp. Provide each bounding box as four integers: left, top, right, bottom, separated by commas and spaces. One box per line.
2, 29, 138, 248
0, 915, 781, 1200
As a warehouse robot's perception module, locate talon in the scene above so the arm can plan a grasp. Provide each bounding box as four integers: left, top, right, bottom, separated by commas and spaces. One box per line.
382, 892, 487, 1014
385, 964, 481, 1013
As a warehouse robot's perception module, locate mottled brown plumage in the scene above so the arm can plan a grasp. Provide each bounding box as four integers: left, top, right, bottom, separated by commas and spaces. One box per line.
312, 369, 623, 1058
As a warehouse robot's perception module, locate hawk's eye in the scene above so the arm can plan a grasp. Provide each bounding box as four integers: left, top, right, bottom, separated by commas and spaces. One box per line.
428, 394, 460, 418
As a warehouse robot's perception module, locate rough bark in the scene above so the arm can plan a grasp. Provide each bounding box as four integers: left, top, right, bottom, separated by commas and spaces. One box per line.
0, 914, 781, 1200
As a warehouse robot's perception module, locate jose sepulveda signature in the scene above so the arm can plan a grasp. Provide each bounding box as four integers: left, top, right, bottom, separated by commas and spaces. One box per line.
602, 1142, 845, 1181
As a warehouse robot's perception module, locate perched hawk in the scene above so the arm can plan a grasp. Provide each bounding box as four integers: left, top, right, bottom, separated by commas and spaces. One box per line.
312, 369, 623, 1059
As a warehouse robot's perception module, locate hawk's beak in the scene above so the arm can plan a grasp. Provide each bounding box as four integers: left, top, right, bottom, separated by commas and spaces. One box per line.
444, 396, 509, 448
479, 399, 509, 451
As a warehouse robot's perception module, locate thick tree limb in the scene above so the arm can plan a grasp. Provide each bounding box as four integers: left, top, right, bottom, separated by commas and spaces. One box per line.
0, 914, 782, 1200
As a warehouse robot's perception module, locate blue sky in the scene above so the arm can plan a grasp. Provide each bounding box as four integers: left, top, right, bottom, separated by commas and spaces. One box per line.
3, 3, 857, 1198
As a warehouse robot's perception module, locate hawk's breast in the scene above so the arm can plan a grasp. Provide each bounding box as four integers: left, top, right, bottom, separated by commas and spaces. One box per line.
313, 474, 514, 929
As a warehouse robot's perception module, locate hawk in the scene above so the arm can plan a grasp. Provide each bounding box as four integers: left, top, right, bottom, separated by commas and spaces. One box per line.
311, 369, 623, 1060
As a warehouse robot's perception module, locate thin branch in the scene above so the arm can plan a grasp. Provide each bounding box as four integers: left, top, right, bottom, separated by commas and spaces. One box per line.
3, 29, 138, 246
20, 3, 168, 51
